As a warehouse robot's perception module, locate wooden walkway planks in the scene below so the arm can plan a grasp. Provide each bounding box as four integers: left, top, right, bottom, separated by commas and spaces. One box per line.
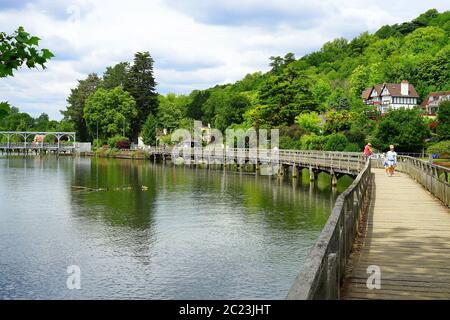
342, 168, 450, 300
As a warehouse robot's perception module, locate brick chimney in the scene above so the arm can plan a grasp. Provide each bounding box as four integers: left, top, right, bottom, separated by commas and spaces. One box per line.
401, 80, 409, 96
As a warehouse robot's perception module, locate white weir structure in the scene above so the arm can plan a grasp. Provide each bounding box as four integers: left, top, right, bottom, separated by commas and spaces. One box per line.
0, 131, 77, 154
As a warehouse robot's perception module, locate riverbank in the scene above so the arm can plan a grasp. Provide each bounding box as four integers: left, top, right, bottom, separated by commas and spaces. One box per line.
86, 149, 147, 159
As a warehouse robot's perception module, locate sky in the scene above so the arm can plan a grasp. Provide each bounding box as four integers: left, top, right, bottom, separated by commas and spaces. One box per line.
0, 0, 449, 120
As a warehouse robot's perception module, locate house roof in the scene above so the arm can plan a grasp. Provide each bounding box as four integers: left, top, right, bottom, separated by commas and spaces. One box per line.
421, 91, 450, 107
383, 83, 419, 98
361, 88, 372, 99
428, 90, 450, 97
362, 82, 419, 99
374, 84, 383, 94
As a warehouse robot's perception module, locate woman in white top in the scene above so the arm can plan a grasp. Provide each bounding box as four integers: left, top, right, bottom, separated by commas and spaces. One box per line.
386, 145, 397, 176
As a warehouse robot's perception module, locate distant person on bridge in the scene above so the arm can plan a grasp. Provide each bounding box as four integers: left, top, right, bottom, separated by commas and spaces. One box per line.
386, 145, 398, 177
363, 143, 372, 159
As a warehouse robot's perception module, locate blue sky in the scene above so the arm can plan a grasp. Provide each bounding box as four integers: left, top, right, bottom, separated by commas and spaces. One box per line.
0, 0, 449, 120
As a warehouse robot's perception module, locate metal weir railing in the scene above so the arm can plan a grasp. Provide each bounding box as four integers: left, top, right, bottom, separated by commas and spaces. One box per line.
287, 159, 372, 300
0, 143, 75, 149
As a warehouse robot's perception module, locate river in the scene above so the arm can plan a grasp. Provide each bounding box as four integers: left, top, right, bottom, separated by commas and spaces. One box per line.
0, 156, 351, 299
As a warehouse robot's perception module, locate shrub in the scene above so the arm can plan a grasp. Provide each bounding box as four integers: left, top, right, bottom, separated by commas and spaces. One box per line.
92, 138, 105, 150
300, 134, 327, 150
324, 133, 348, 151
344, 142, 361, 152
437, 101, 450, 140
108, 135, 130, 150
427, 140, 450, 157
279, 135, 302, 150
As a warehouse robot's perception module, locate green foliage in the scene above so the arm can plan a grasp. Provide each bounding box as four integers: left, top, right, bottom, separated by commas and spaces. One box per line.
157, 93, 187, 131
324, 133, 348, 151
102, 62, 129, 89
108, 135, 130, 149
344, 143, 361, 152
61, 73, 101, 141
0, 107, 33, 131
427, 140, 450, 156
84, 87, 137, 140
323, 110, 352, 134
258, 64, 318, 126
279, 135, 302, 150
0, 26, 54, 77
0, 102, 11, 120
141, 113, 157, 146
300, 134, 327, 150
186, 90, 209, 120
125, 51, 158, 141
436, 100, 450, 141
373, 108, 430, 152
208, 90, 251, 131
295, 111, 322, 134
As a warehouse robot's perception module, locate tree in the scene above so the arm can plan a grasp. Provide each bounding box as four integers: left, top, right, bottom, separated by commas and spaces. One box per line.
324, 133, 348, 151
436, 100, 450, 141
0, 102, 11, 121
61, 73, 101, 141
0, 26, 54, 78
295, 112, 322, 134
323, 110, 352, 134
213, 92, 250, 131
125, 52, 158, 142
102, 62, 130, 89
141, 113, 157, 146
84, 87, 137, 140
1, 110, 34, 131
186, 90, 209, 120
34, 113, 50, 131
258, 64, 318, 126
373, 108, 430, 152
157, 93, 185, 131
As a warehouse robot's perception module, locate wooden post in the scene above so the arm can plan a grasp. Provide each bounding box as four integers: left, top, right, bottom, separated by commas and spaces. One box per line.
309, 167, 315, 181
326, 253, 338, 300
292, 165, 298, 178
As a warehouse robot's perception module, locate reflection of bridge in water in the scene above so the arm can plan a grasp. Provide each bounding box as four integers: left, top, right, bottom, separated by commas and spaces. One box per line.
0, 131, 76, 154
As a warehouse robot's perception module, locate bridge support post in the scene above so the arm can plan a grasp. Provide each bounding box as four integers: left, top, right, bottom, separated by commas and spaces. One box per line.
277, 164, 284, 177
309, 167, 316, 181
292, 165, 299, 178
331, 171, 338, 186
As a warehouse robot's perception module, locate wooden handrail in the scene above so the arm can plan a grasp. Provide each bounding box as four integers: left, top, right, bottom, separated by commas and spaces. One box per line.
287, 159, 372, 299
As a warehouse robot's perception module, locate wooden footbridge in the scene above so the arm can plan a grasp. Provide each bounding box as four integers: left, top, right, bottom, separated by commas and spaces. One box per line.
145, 146, 450, 299
282, 154, 450, 300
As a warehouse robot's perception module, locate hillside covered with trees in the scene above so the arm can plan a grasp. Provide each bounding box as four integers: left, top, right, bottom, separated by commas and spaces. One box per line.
2, 9, 449, 153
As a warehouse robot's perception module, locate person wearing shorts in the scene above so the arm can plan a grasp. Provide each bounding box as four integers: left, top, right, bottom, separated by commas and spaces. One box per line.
386, 145, 397, 177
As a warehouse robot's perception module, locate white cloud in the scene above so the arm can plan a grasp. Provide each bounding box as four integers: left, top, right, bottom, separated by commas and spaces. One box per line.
0, 0, 449, 119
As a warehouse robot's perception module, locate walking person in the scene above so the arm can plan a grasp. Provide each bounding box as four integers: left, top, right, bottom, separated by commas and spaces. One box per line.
364, 142, 372, 159
386, 145, 397, 177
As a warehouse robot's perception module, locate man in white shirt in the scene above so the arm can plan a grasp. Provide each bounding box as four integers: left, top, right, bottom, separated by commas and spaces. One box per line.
386, 145, 397, 177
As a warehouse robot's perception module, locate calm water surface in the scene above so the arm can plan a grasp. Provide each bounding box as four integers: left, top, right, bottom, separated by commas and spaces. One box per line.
0, 156, 350, 299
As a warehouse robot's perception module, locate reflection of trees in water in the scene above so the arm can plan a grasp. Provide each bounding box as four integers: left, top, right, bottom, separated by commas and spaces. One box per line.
69, 157, 159, 230
68, 158, 355, 242
145, 165, 353, 232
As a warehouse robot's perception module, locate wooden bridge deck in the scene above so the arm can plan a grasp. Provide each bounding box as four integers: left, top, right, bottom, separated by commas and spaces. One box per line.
342, 168, 450, 299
